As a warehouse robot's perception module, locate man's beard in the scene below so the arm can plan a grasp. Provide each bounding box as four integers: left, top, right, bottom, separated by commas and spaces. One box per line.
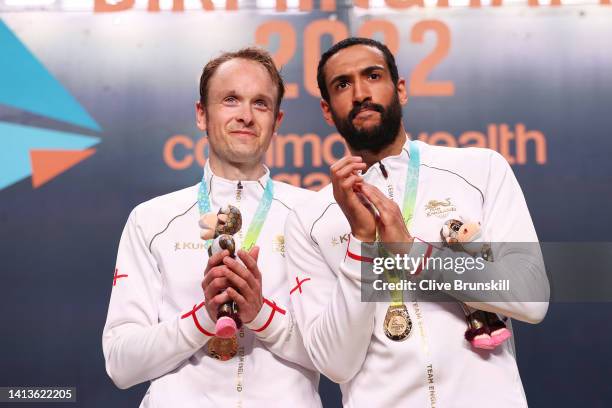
331, 93, 403, 154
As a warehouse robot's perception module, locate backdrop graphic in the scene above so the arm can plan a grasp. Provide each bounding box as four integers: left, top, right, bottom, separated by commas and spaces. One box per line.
0, 3, 611, 406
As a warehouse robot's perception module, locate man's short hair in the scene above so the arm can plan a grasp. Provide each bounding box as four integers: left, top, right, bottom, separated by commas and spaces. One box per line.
199, 47, 285, 114
317, 37, 399, 103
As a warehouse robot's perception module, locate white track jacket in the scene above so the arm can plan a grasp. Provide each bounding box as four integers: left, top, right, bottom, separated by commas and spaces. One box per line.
103, 163, 322, 408
285, 138, 549, 408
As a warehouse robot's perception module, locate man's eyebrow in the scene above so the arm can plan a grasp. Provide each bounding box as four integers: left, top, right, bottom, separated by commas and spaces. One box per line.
253, 93, 273, 101
329, 74, 350, 87
329, 65, 386, 86
219, 89, 239, 98
220, 90, 273, 100
361, 65, 385, 75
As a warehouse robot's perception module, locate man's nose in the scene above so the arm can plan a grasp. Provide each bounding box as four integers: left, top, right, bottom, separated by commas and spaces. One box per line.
352, 79, 372, 105
235, 104, 254, 126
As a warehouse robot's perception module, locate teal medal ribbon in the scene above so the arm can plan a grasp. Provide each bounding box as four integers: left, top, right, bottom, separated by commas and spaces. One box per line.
381, 139, 421, 305
401, 140, 421, 227
198, 169, 274, 251
381, 140, 420, 341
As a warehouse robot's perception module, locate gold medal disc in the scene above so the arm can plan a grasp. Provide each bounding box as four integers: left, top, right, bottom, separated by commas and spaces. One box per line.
207, 335, 238, 361
384, 304, 412, 341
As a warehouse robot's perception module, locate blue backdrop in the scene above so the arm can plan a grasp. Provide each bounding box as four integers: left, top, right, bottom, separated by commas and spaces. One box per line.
1, 3, 611, 406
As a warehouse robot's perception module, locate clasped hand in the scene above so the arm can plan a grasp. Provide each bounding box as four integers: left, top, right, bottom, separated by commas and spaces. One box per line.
330, 156, 414, 252
201, 246, 263, 324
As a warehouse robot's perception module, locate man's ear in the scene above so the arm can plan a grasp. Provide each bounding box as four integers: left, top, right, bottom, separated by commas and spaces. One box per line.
195, 101, 207, 131
397, 78, 408, 106
320, 99, 335, 127
274, 109, 285, 135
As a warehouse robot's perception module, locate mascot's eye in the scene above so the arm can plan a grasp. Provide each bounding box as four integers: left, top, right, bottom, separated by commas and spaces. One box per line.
451, 223, 461, 232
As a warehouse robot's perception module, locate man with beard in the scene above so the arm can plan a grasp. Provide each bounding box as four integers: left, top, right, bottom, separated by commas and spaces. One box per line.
284, 38, 548, 407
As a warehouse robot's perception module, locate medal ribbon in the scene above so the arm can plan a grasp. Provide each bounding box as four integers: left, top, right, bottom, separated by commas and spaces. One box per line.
381, 140, 420, 306
401, 140, 421, 227
380, 141, 438, 407
198, 170, 274, 251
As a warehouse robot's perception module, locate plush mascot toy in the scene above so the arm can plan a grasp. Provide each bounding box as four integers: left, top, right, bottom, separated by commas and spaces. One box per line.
199, 205, 243, 338
440, 218, 512, 350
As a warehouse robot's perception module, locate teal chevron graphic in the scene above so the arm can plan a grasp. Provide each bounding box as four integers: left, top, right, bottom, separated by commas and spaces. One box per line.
0, 19, 102, 190
0, 122, 100, 190
0, 19, 100, 131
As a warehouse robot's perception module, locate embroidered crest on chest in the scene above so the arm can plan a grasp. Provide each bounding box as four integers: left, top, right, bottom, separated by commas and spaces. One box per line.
424, 197, 457, 218
272, 234, 285, 257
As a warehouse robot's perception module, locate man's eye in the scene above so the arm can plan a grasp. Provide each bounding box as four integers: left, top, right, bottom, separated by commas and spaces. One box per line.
255, 100, 268, 108
224, 96, 238, 104
336, 81, 349, 90
369, 73, 381, 80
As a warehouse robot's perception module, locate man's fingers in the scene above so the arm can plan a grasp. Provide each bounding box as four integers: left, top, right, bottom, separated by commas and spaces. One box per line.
205, 249, 229, 272
360, 183, 400, 214
359, 184, 388, 213
330, 155, 363, 173
331, 158, 365, 181
238, 249, 262, 281
204, 276, 230, 300
248, 246, 260, 263
356, 191, 379, 218
361, 184, 406, 226
223, 256, 258, 290
209, 291, 231, 308
222, 265, 256, 300
202, 265, 227, 288
334, 162, 367, 180
379, 201, 404, 226
340, 174, 364, 190
226, 287, 248, 310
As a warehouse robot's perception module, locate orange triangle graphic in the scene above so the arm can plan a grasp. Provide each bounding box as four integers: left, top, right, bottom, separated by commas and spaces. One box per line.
30, 149, 96, 188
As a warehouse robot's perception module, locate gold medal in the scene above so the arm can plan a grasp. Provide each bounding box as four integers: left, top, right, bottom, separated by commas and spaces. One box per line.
207, 335, 238, 361
384, 304, 412, 341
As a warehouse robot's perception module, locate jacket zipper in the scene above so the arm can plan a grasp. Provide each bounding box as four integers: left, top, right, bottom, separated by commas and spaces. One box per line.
378, 161, 394, 200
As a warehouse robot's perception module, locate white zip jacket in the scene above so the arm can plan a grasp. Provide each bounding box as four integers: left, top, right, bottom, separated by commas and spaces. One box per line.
285, 138, 549, 408
103, 162, 322, 408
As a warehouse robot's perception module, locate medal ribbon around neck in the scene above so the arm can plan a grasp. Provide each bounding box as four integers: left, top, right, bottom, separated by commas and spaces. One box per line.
380, 140, 420, 306
198, 170, 274, 251
379, 141, 439, 397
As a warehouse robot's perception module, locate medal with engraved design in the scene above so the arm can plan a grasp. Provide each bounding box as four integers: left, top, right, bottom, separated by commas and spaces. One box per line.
207, 334, 239, 361
383, 304, 412, 341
